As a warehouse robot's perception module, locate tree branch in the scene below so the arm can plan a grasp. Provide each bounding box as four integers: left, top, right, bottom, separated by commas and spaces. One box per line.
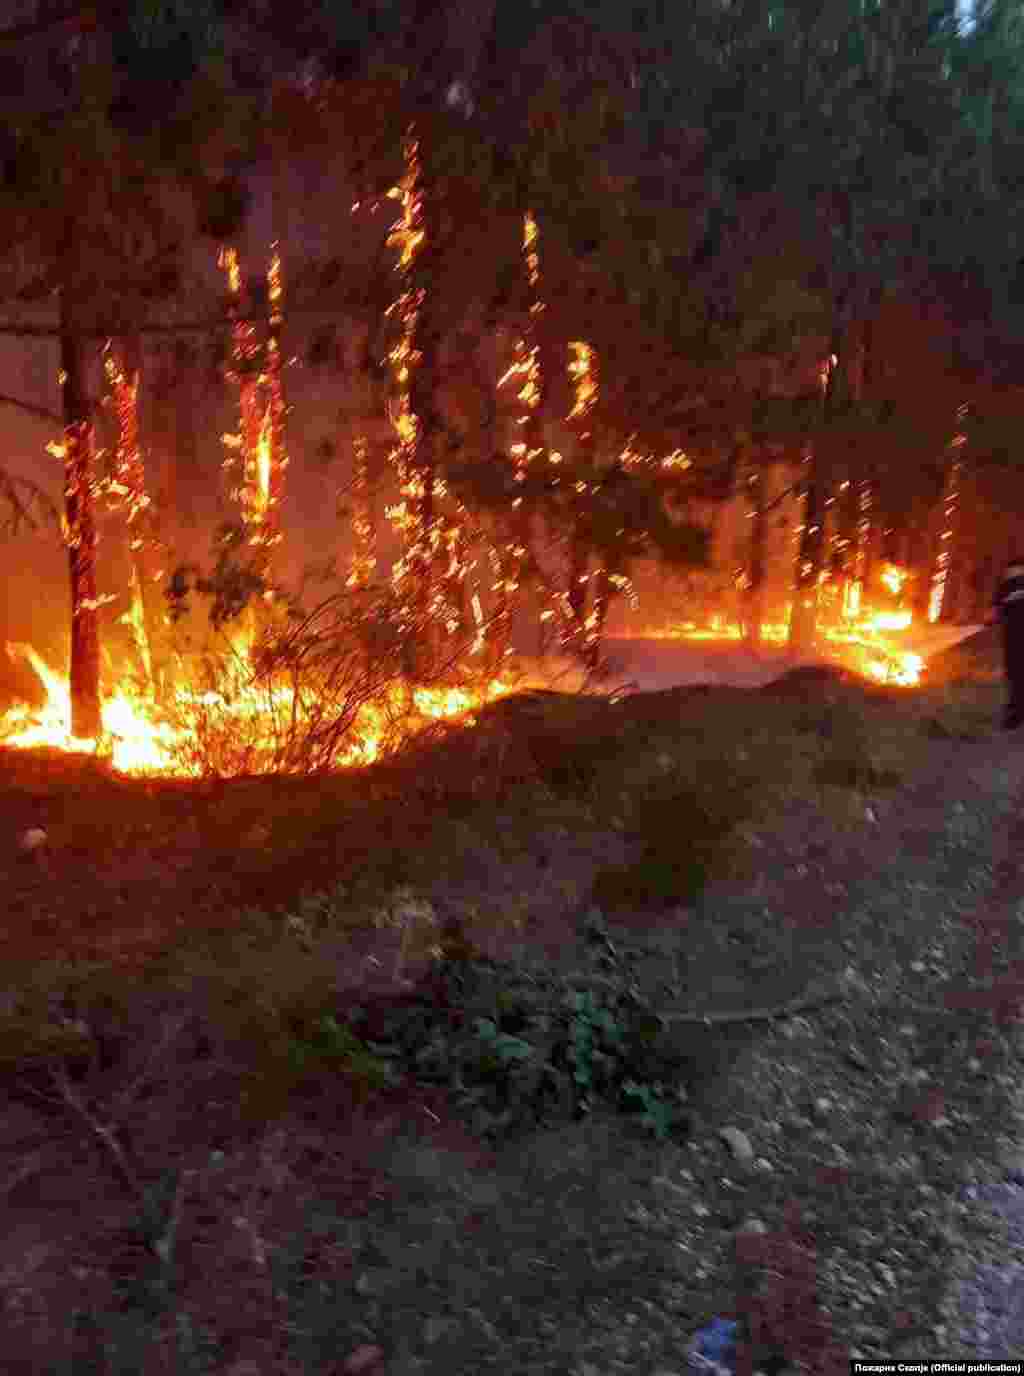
0, 469, 62, 535
0, 391, 63, 426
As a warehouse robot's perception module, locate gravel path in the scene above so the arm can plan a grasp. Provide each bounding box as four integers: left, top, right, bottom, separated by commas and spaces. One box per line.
618, 630, 1024, 1362
946, 746, 1024, 1360
889, 722, 1024, 1359
780, 723, 1024, 1362
495, 633, 1024, 1362
416, 690, 1024, 1362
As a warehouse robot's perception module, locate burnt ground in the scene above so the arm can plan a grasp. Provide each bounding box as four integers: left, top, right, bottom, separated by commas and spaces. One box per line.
1, 636, 1024, 1371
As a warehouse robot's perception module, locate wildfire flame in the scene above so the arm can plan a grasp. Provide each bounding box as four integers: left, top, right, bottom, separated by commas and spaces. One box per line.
0, 640, 515, 777
880, 564, 906, 597
820, 565, 922, 685
820, 618, 923, 686
634, 566, 925, 688
0, 554, 929, 778
6, 237, 934, 791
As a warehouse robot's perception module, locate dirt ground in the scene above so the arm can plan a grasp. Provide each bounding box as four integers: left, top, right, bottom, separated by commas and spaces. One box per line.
2, 634, 1023, 1373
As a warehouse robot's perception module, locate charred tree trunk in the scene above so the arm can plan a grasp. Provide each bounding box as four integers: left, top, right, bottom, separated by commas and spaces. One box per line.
59, 245, 102, 740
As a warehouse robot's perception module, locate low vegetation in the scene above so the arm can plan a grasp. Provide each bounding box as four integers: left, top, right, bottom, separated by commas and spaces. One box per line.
0, 631, 1017, 1372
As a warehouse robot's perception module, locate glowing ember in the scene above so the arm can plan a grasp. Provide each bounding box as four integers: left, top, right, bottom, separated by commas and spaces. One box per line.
0, 641, 514, 778
880, 564, 906, 597
868, 610, 912, 631
820, 623, 923, 686
627, 569, 924, 687
1, 642, 180, 773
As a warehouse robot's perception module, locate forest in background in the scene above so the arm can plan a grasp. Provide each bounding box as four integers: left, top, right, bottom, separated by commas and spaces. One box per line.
0, 0, 1022, 758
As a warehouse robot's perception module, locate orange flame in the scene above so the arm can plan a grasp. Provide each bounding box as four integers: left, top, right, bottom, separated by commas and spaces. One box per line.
629, 567, 924, 687
880, 564, 905, 596
0, 641, 516, 778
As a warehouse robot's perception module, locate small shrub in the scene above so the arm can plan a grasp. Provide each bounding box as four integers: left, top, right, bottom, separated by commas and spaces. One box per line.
284, 1011, 396, 1086
163, 545, 495, 776
340, 960, 689, 1145
233, 1005, 397, 1124
620, 1078, 681, 1140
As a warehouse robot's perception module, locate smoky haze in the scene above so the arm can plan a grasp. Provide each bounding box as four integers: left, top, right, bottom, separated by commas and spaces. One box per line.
0, 147, 568, 704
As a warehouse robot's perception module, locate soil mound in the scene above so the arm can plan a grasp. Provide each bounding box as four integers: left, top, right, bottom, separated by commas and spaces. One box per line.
926, 625, 1003, 683
758, 663, 858, 697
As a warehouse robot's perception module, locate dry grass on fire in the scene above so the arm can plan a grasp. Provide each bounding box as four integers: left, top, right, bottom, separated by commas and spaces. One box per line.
0, 624, 1010, 1372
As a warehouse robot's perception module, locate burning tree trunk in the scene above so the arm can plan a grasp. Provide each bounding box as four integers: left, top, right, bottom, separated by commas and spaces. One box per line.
788, 442, 826, 654
264, 242, 288, 552
220, 247, 265, 532
385, 0, 499, 678
842, 313, 879, 618
490, 210, 547, 673
386, 128, 461, 682
954, 469, 984, 624
485, 207, 599, 664
589, 559, 613, 658
563, 530, 590, 655
927, 405, 968, 624
739, 448, 767, 649
841, 472, 877, 618
220, 244, 285, 562
562, 340, 605, 671
218, 242, 289, 663
346, 435, 377, 588
524, 215, 574, 662
103, 336, 171, 701
56, 258, 102, 739
787, 351, 838, 655
820, 475, 846, 625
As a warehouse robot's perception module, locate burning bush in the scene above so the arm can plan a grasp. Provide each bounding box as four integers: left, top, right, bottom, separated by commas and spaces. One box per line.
158, 539, 512, 777
0, 529, 516, 780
